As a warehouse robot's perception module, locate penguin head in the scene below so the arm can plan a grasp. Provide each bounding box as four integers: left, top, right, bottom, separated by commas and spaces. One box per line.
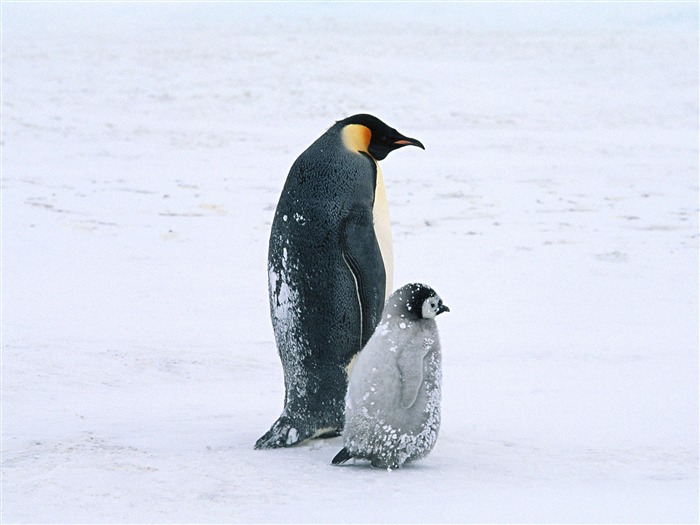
337, 114, 424, 161
388, 283, 450, 321
421, 293, 450, 320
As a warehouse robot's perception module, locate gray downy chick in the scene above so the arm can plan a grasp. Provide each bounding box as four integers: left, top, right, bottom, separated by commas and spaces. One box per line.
332, 283, 449, 469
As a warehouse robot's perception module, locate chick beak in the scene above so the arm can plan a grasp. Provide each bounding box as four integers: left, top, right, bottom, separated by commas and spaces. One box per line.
438, 304, 450, 315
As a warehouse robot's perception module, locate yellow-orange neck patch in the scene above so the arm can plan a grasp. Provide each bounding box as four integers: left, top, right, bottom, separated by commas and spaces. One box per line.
341, 124, 372, 155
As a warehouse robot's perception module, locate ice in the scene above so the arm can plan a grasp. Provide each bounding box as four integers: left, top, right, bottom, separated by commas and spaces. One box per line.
2, 2, 698, 523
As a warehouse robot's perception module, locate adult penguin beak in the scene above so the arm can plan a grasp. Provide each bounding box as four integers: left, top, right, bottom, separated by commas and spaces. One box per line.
394, 136, 425, 150
369, 129, 425, 160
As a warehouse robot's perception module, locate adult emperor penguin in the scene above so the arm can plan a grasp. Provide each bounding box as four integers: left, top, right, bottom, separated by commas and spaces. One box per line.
332, 283, 449, 469
255, 115, 424, 449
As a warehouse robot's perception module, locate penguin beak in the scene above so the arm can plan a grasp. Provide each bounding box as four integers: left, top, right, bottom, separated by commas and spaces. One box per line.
368, 132, 424, 160
393, 137, 425, 150
437, 304, 450, 315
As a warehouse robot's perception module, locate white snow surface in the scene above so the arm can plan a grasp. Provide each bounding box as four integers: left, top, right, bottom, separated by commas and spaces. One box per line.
2, 3, 698, 523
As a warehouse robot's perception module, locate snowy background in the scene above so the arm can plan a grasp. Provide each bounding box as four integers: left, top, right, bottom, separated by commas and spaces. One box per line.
2, 2, 698, 523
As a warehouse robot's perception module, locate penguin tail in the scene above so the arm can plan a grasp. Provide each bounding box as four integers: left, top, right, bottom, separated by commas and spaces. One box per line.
331, 447, 354, 465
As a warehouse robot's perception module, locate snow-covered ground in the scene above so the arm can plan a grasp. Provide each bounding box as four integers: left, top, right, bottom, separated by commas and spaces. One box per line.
2, 3, 698, 523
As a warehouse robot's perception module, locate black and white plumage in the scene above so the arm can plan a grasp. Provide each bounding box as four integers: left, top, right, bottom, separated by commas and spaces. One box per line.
255, 115, 424, 449
332, 283, 449, 469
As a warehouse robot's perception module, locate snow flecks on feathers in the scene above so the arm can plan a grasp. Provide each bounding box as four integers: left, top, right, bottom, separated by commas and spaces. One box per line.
335, 283, 447, 469
269, 239, 309, 401
342, 330, 442, 469
343, 362, 441, 469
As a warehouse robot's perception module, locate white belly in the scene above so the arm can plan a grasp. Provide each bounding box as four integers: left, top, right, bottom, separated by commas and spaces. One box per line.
372, 163, 393, 299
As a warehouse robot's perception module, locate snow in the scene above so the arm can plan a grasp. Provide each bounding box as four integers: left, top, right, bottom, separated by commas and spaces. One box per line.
2, 2, 698, 523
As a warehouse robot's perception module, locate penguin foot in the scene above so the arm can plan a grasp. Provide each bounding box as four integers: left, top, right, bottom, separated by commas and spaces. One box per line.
314, 428, 341, 439
370, 458, 401, 470
331, 447, 354, 465
255, 417, 305, 449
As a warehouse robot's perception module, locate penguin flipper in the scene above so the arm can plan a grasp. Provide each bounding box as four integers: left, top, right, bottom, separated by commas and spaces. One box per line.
331, 447, 354, 465
397, 350, 426, 409
340, 206, 386, 347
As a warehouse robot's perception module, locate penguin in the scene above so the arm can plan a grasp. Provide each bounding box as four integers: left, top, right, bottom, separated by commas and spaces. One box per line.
332, 283, 449, 469
255, 115, 424, 449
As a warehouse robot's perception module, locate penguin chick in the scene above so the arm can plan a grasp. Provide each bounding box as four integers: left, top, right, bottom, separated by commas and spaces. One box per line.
332, 283, 449, 469
256, 115, 424, 449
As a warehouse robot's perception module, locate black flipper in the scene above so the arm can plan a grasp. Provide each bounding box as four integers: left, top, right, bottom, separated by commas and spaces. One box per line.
332, 447, 354, 465
340, 206, 386, 348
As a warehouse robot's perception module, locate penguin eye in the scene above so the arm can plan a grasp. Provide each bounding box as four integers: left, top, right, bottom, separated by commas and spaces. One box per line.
421, 298, 438, 319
